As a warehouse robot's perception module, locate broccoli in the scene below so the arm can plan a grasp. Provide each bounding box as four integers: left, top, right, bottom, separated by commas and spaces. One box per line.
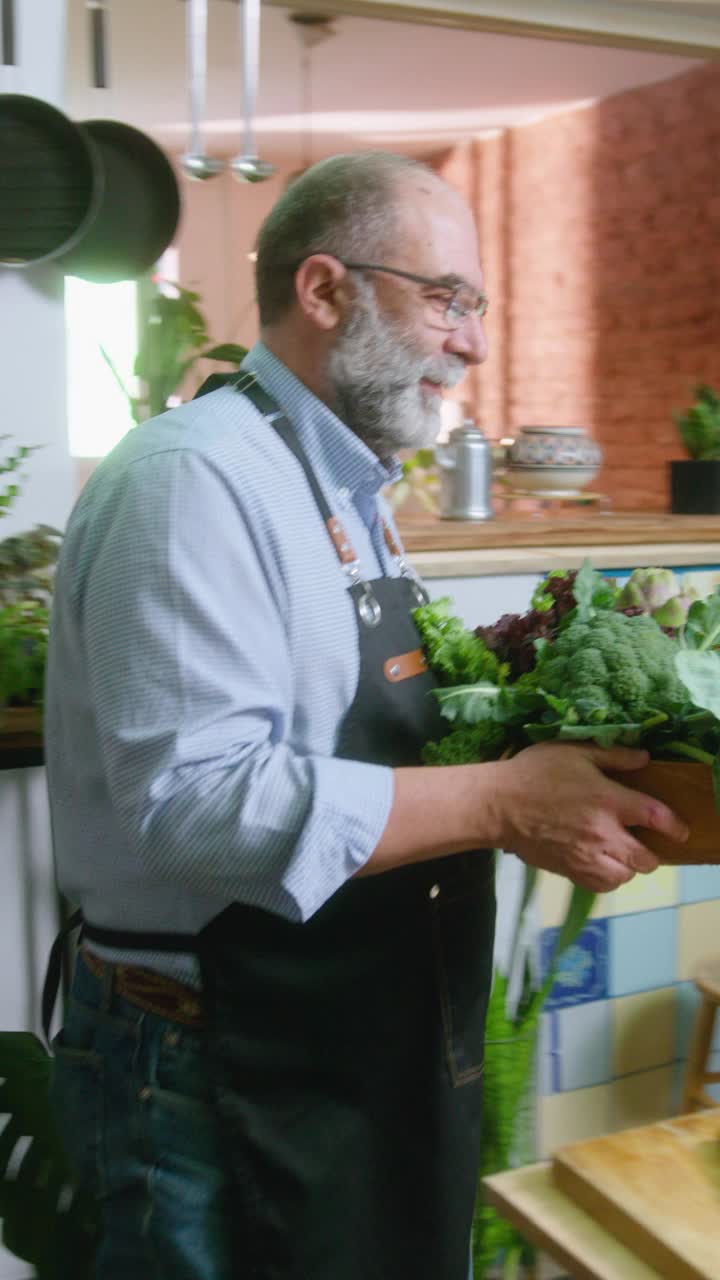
413, 597, 506, 686
534, 610, 687, 726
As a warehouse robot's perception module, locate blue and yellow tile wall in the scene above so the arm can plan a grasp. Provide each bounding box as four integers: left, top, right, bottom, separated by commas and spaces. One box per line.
536, 863, 720, 1157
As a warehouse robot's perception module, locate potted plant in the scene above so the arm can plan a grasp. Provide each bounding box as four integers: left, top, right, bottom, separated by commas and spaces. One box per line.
0, 441, 62, 736
102, 275, 247, 422
670, 383, 720, 514
0, 1031, 97, 1278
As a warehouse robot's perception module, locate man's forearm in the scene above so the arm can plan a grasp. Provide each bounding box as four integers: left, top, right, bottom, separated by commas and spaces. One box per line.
357, 742, 689, 894
356, 762, 504, 876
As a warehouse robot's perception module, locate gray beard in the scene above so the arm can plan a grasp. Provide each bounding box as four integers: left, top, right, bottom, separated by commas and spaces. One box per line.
325, 282, 466, 455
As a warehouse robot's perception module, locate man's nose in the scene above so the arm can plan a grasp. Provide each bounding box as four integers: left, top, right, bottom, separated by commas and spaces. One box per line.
444, 314, 488, 365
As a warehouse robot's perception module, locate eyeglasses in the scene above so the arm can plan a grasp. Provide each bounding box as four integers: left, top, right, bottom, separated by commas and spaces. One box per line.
338, 260, 489, 329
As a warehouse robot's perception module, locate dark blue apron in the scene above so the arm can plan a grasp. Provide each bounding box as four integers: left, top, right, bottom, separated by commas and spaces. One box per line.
46, 375, 497, 1280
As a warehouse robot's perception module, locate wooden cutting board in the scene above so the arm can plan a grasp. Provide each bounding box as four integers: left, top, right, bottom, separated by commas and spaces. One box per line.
552, 1110, 720, 1280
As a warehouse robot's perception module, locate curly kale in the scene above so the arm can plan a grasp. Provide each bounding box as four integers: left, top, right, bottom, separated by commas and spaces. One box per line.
422, 721, 507, 766
413, 597, 507, 686
534, 610, 688, 726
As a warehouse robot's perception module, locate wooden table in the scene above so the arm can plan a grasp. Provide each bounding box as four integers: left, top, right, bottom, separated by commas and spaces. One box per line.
484, 1163, 663, 1280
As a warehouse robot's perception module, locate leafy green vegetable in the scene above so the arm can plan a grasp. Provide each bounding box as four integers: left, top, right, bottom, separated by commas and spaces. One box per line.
618, 567, 696, 628
422, 722, 507, 765
531, 569, 569, 614
573, 558, 606, 622
675, 649, 720, 720
412, 597, 506, 687
433, 681, 501, 725
682, 588, 720, 651
417, 560, 720, 797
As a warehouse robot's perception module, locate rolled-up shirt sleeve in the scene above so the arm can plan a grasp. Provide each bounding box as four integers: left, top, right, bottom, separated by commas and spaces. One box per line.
82, 448, 394, 922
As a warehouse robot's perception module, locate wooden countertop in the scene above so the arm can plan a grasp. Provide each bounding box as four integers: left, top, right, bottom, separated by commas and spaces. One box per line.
396, 511, 720, 554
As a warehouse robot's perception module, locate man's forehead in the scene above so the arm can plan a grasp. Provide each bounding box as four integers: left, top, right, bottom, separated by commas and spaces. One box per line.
392, 177, 482, 284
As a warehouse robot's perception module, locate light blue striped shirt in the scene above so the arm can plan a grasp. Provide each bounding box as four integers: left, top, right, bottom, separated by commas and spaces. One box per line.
45, 344, 410, 983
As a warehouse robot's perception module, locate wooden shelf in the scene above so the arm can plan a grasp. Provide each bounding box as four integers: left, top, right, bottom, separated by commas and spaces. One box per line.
396, 511, 720, 553
0, 708, 44, 770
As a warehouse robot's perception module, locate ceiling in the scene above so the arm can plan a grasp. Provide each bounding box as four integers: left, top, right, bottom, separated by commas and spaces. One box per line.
64, 0, 702, 163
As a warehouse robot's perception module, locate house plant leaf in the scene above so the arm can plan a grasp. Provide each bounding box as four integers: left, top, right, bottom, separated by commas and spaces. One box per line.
0, 1032, 97, 1278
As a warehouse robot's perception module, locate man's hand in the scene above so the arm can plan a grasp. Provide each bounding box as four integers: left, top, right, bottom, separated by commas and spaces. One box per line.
492, 741, 689, 892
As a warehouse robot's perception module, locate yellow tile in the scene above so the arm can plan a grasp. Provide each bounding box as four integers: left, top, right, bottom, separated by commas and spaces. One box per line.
611, 988, 675, 1076
608, 1066, 675, 1132
537, 873, 613, 928
609, 865, 677, 915
537, 872, 571, 928
677, 901, 720, 980
539, 1084, 612, 1159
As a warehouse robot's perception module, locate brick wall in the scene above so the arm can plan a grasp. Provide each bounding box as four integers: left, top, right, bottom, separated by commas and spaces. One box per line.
436, 62, 720, 512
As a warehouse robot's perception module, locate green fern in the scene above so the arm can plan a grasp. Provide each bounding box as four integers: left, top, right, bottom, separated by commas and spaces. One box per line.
472, 880, 596, 1277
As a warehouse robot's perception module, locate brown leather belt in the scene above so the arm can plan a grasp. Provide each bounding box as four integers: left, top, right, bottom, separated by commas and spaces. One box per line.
81, 947, 205, 1027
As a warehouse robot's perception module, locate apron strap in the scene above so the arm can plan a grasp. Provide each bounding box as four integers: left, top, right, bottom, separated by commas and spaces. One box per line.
41, 906, 84, 1047
193, 369, 336, 526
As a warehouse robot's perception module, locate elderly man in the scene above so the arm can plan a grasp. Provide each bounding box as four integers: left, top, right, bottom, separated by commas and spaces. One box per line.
45, 152, 685, 1280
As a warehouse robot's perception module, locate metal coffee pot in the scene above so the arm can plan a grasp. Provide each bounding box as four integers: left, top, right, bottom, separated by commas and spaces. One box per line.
435, 421, 495, 521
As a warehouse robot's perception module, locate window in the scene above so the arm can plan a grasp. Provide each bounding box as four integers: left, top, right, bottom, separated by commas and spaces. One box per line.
65, 276, 138, 458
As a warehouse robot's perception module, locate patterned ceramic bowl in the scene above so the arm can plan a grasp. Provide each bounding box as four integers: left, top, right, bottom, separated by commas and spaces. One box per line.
506, 426, 602, 493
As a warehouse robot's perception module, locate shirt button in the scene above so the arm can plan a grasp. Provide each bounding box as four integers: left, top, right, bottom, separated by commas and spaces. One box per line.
138, 1086, 152, 1102
164, 1029, 181, 1049
429, 884, 440, 900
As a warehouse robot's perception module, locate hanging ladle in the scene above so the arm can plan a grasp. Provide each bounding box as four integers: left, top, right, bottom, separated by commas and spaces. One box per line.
230, 0, 274, 183
180, 0, 224, 181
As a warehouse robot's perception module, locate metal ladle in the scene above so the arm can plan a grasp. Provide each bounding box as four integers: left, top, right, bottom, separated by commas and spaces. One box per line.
230, 0, 274, 183
180, 0, 224, 181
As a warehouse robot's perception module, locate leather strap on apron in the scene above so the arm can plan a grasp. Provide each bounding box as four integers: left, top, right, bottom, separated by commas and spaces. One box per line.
45, 373, 496, 1280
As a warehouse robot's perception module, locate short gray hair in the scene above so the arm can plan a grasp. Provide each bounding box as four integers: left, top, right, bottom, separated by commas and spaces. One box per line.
255, 152, 434, 327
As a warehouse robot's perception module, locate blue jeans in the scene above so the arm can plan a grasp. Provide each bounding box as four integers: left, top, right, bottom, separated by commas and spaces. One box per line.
50, 953, 233, 1279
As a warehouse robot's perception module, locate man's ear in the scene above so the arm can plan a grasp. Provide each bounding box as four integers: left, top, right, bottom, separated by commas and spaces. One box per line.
294, 254, 351, 331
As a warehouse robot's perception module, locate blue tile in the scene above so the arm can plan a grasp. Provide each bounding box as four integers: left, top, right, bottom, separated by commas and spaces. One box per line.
679, 865, 720, 904
538, 1010, 565, 1095
537, 1011, 557, 1095
541, 919, 608, 1010
555, 1000, 612, 1091
608, 910, 677, 997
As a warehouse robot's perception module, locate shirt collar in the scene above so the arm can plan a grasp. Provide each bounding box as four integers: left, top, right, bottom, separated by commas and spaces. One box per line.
241, 343, 402, 499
